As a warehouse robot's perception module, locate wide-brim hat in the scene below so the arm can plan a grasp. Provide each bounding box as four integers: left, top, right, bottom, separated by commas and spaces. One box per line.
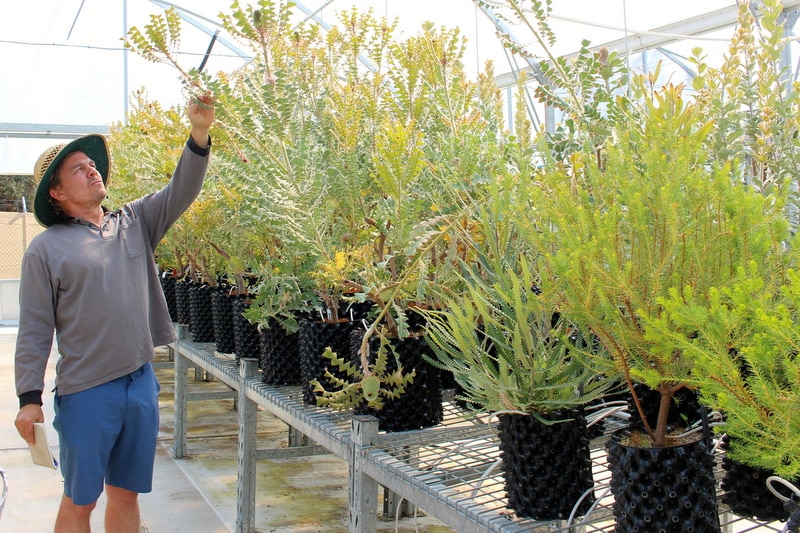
32, 134, 110, 227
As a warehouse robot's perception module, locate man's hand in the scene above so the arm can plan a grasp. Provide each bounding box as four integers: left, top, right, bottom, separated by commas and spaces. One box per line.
187, 91, 215, 148
15, 403, 44, 445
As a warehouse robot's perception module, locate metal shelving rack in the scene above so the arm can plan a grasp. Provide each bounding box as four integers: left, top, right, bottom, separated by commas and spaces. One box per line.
172, 327, 791, 533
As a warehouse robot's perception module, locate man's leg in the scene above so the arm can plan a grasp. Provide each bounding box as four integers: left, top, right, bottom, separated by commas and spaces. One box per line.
54, 493, 96, 533
104, 484, 140, 533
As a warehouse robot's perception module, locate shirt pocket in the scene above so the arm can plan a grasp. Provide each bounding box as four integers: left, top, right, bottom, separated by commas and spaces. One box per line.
120, 218, 146, 258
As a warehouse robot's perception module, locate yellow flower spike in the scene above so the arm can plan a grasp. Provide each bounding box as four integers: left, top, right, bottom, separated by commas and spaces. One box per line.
334, 251, 347, 271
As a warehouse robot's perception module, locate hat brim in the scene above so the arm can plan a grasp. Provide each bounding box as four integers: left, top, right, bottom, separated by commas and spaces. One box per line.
33, 134, 110, 227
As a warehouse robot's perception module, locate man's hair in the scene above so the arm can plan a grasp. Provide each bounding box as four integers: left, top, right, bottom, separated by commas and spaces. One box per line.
46, 153, 71, 221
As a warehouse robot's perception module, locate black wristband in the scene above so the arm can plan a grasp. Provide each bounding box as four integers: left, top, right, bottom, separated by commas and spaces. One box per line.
19, 390, 43, 409
187, 134, 212, 156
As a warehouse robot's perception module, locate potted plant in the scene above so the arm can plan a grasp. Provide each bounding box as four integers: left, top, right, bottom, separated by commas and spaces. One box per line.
394, 141, 617, 518
425, 255, 615, 519
646, 256, 800, 522
308, 23, 531, 431
636, 2, 800, 520
401, 120, 619, 517
527, 73, 791, 530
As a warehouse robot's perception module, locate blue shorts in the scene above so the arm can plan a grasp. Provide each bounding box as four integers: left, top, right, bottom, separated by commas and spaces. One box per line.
53, 363, 160, 506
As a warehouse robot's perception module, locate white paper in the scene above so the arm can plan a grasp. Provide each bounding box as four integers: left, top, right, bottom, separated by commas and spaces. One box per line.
28, 422, 58, 470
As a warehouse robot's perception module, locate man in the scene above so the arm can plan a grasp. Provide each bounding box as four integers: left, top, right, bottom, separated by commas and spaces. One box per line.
14, 94, 215, 533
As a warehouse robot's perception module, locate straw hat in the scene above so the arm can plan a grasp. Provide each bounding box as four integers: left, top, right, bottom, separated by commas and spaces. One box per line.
32, 134, 110, 227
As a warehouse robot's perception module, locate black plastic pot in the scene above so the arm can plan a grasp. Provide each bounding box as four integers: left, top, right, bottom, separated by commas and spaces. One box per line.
260, 317, 302, 385
720, 434, 794, 522
352, 330, 443, 432
188, 283, 216, 343
159, 274, 178, 322
211, 291, 238, 354
606, 428, 720, 533
232, 297, 260, 363
175, 278, 192, 327
787, 498, 800, 533
298, 318, 358, 405
498, 410, 595, 520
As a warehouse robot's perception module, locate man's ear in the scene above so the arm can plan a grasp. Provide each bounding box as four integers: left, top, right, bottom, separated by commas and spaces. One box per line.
49, 187, 63, 201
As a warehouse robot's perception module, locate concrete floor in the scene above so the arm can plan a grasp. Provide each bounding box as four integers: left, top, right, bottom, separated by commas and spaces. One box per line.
0, 326, 455, 532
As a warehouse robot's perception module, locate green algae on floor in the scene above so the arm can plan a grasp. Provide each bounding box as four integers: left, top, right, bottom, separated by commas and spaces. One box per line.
255, 459, 346, 529
153, 348, 456, 532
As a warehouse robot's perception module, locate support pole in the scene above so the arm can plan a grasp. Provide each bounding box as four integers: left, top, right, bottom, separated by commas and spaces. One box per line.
349, 415, 379, 533
172, 325, 189, 459
235, 358, 259, 533
288, 424, 312, 447
382, 444, 417, 518
383, 486, 414, 519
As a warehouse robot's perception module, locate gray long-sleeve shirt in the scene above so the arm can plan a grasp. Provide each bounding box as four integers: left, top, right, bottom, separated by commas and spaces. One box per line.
15, 136, 210, 405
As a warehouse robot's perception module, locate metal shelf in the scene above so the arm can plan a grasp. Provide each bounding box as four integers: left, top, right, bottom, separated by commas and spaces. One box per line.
172, 332, 791, 533
362, 409, 789, 533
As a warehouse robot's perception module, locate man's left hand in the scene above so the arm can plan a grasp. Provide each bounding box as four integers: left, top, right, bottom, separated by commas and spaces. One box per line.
188, 91, 215, 147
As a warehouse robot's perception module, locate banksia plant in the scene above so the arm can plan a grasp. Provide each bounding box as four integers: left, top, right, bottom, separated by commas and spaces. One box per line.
531, 80, 789, 447
312, 335, 415, 411
421, 175, 616, 419
647, 258, 800, 479
424, 256, 613, 420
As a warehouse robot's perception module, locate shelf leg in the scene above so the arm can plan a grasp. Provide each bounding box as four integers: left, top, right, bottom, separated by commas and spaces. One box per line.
235, 358, 259, 533
382, 487, 414, 519
349, 415, 379, 533
173, 325, 189, 459
288, 424, 312, 447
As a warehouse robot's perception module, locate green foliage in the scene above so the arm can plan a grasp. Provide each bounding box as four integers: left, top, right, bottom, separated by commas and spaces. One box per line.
692, 0, 800, 205
425, 257, 614, 420
532, 81, 790, 447
478, 0, 556, 51
0, 175, 36, 212
479, 1, 630, 159
645, 259, 800, 478
311, 335, 415, 411
124, 7, 195, 85
421, 163, 617, 418
535, 42, 630, 158
122, 1, 502, 338
107, 90, 187, 206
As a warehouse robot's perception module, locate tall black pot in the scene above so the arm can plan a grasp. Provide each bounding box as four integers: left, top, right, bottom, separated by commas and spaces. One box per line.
606, 428, 720, 533
498, 411, 595, 521
352, 331, 443, 432
298, 319, 357, 405
188, 283, 216, 343
720, 434, 795, 522
787, 498, 800, 533
159, 274, 178, 322
211, 291, 238, 354
175, 278, 192, 327
232, 297, 261, 363
260, 317, 302, 385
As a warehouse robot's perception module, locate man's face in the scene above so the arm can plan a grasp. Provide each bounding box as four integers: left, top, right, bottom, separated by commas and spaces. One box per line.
48, 150, 106, 213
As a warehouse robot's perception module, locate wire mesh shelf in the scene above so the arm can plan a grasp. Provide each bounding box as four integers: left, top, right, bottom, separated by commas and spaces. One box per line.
175, 337, 793, 533
363, 395, 790, 533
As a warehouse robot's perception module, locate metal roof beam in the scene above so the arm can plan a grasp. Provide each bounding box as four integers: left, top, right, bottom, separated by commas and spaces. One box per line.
588, 0, 800, 57
492, 0, 800, 89
0, 123, 109, 140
